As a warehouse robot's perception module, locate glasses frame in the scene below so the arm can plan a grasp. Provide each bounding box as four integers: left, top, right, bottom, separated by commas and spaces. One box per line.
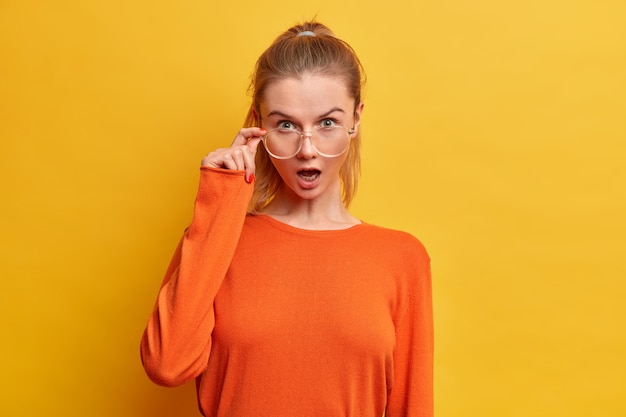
261, 125, 356, 159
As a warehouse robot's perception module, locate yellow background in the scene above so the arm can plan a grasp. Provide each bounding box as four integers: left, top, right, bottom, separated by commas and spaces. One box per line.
1, 0, 625, 416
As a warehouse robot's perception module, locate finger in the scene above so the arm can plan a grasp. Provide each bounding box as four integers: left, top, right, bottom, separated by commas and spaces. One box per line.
221, 153, 239, 171
231, 127, 267, 147
247, 137, 263, 154
201, 148, 226, 168
241, 147, 256, 182
229, 147, 247, 171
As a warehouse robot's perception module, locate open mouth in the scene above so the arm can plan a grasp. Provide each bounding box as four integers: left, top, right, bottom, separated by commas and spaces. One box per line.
297, 169, 321, 182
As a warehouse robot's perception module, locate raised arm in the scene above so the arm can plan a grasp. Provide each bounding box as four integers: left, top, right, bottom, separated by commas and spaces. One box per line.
140, 166, 253, 386
140, 128, 264, 386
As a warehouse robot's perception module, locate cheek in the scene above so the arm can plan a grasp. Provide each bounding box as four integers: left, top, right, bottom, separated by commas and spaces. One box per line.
333, 154, 350, 174
269, 159, 292, 178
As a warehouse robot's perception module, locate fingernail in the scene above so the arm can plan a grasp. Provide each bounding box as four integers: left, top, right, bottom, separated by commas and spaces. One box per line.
246, 173, 255, 183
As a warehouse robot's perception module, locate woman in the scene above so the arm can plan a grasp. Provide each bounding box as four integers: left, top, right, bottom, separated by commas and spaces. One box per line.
141, 21, 433, 417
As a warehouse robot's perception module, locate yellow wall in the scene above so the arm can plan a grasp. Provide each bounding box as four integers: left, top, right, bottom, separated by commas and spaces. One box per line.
1, 1, 625, 416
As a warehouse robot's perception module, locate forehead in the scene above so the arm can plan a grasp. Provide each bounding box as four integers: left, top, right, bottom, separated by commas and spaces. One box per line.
260, 74, 354, 117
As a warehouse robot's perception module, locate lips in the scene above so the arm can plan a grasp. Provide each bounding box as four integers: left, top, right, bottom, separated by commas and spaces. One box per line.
297, 169, 321, 182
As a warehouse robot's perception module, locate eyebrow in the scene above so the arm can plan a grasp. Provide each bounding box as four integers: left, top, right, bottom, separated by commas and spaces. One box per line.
266, 107, 346, 120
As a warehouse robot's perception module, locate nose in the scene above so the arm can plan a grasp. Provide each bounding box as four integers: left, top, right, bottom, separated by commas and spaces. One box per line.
296, 132, 317, 159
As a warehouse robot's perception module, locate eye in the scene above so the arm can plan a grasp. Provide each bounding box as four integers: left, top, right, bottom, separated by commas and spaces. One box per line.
319, 118, 339, 128
277, 121, 296, 130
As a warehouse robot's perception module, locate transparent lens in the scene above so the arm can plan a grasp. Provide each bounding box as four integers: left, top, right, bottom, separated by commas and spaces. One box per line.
314, 126, 350, 156
263, 126, 351, 159
264, 128, 301, 159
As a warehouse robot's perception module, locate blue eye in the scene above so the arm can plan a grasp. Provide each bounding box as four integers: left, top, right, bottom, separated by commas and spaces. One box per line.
278, 121, 296, 130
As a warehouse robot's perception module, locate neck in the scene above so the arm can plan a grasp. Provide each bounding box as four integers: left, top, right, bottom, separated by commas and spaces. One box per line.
261, 181, 360, 230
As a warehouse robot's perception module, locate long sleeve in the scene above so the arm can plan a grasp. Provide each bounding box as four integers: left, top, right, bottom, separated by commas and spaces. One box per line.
140, 167, 253, 387
386, 259, 434, 417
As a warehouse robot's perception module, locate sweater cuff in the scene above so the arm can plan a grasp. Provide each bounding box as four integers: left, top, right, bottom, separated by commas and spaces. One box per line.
185, 166, 253, 238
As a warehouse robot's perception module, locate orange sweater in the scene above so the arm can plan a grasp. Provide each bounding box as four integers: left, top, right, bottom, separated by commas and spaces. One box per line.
141, 167, 433, 417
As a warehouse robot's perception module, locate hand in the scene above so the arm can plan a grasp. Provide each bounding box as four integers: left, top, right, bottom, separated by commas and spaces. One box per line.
201, 127, 266, 183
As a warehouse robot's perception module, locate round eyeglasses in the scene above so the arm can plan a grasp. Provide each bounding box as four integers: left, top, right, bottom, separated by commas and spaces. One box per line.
262, 125, 355, 159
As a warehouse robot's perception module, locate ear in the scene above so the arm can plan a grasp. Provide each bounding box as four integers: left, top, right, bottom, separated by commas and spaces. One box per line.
352, 101, 364, 134
252, 108, 259, 126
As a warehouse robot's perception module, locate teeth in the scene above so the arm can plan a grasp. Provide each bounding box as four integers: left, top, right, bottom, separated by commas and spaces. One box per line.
298, 170, 320, 181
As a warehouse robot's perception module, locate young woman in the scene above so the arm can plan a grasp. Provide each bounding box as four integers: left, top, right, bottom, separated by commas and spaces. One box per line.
141, 21, 433, 417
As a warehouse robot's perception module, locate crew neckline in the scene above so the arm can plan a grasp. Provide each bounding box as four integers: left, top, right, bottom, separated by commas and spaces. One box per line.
249, 213, 367, 235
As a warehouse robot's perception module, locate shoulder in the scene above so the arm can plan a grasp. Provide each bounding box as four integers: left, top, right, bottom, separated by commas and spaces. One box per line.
354, 223, 431, 280
359, 223, 429, 256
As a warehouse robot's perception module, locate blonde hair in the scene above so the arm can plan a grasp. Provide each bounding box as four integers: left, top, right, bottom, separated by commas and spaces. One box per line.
244, 21, 366, 213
